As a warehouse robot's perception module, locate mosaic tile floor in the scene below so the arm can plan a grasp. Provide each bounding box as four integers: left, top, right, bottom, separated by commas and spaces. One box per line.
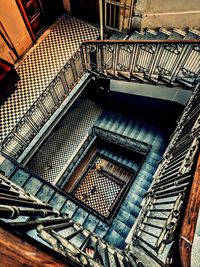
0, 15, 99, 143
74, 156, 133, 219
27, 97, 102, 183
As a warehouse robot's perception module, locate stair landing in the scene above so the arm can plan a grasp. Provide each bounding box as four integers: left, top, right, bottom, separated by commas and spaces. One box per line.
0, 15, 99, 144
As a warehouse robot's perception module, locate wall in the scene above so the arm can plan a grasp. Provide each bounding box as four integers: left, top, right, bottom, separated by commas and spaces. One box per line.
109, 80, 192, 119
132, 0, 200, 29
0, 0, 32, 63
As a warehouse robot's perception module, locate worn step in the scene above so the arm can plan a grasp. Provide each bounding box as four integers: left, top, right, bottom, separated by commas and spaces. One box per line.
184, 29, 200, 40
143, 29, 158, 40
105, 228, 126, 249
168, 29, 186, 40
128, 31, 145, 40
83, 214, 100, 232
72, 207, 89, 225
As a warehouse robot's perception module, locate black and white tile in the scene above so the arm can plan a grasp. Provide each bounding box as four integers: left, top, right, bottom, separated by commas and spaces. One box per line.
74, 157, 122, 218
27, 98, 102, 183
0, 15, 99, 143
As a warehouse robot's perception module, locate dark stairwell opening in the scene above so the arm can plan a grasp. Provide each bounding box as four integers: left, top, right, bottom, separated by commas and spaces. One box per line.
62, 136, 148, 222
23, 78, 184, 249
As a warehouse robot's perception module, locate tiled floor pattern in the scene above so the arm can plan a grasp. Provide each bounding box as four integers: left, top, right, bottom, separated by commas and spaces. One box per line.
27, 97, 102, 183
74, 157, 122, 218
0, 15, 99, 143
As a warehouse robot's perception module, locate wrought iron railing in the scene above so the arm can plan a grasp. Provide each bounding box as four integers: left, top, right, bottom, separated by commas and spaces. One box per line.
93, 125, 151, 155
0, 172, 58, 219
0, 171, 138, 267
82, 40, 200, 87
0, 50, 86, 160
126, 82, 200, 266
1, 40, 200, 161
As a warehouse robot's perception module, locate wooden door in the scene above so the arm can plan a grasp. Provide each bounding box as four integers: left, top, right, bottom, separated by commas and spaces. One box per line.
16, 0, 63, 40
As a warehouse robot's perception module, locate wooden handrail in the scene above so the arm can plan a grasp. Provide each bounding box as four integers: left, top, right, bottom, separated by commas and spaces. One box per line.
82, 39, 200, 45
179, 152, 200, 267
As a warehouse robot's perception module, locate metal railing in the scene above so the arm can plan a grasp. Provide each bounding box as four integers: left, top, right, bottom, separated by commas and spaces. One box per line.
93, 126, 151, 155
0, 50, 86, 160
0, 172, 58, 219
82, 40, 200, 86
1, 40, 200, 161
126, 82, 200, 266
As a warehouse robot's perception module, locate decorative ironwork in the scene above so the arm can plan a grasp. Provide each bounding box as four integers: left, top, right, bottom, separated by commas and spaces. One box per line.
0, 50, 86, 159
127, 83, 200, 265
82, 40, 200, 85
93, 126, 151, 155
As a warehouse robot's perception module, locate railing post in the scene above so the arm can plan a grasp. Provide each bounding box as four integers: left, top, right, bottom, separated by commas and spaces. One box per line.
99, 0, 104, 40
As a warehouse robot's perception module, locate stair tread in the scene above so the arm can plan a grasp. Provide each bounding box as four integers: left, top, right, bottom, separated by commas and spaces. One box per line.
60, 199, 78, 218
72, 207, 89, 225
48, 192, 67, 211
10, 169, 30, 187
83, 214, 100, 232
36, 185, 56, 203
94, 221, 110, 238
23, 176, 43, 196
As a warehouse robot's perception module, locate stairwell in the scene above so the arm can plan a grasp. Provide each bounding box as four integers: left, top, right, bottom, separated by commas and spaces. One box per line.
0, 20, 199, 267
0, 97, 173, 250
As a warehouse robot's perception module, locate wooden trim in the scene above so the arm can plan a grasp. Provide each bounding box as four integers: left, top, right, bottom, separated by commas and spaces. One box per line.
0, 222, 77, 267
82, 39, 200, 44
179, 152, 200, 267
15, 0, 36, 41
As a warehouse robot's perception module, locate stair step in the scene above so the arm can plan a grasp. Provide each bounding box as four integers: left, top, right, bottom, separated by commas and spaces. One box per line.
121, 199, 141, 218
118, 71, 131, 80
48, 192, 67, 211
36, 185, 56, 203
129, 120, 144, 139
157, 28, 172, 39
129, 31, 145, 40
116, 209, 136, 229
105, 228, 126, 249
69, 232, 87, 248
144, 29, 158, 40
112, 219, 131, 238
184, 29, 200, 40
122, 119, 135, 137
10, 169, 30, 187
83, 214, 100, 232
168, 29, 186, 40
176, 78, 195, 88
23, 176, 43, 196
94, 221, 109, 238
131, 73, 147, 83
61, 199, 79, 218
0, 156, 17, 178
57, 226, 77, 239
72, 207, 89, 225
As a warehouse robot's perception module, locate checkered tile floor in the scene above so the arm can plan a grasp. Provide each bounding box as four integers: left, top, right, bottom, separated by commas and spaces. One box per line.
74, 157, 123, 218
27, 97, 102, 183
0, 15, 99, 143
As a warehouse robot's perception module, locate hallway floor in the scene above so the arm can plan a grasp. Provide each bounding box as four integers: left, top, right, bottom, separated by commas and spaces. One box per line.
0, 15, 99, 143
27, 97, 102, 183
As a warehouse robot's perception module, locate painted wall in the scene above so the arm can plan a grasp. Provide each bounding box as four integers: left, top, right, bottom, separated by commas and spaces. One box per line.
133, 0, 200, 29
0, 0, 32, 63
